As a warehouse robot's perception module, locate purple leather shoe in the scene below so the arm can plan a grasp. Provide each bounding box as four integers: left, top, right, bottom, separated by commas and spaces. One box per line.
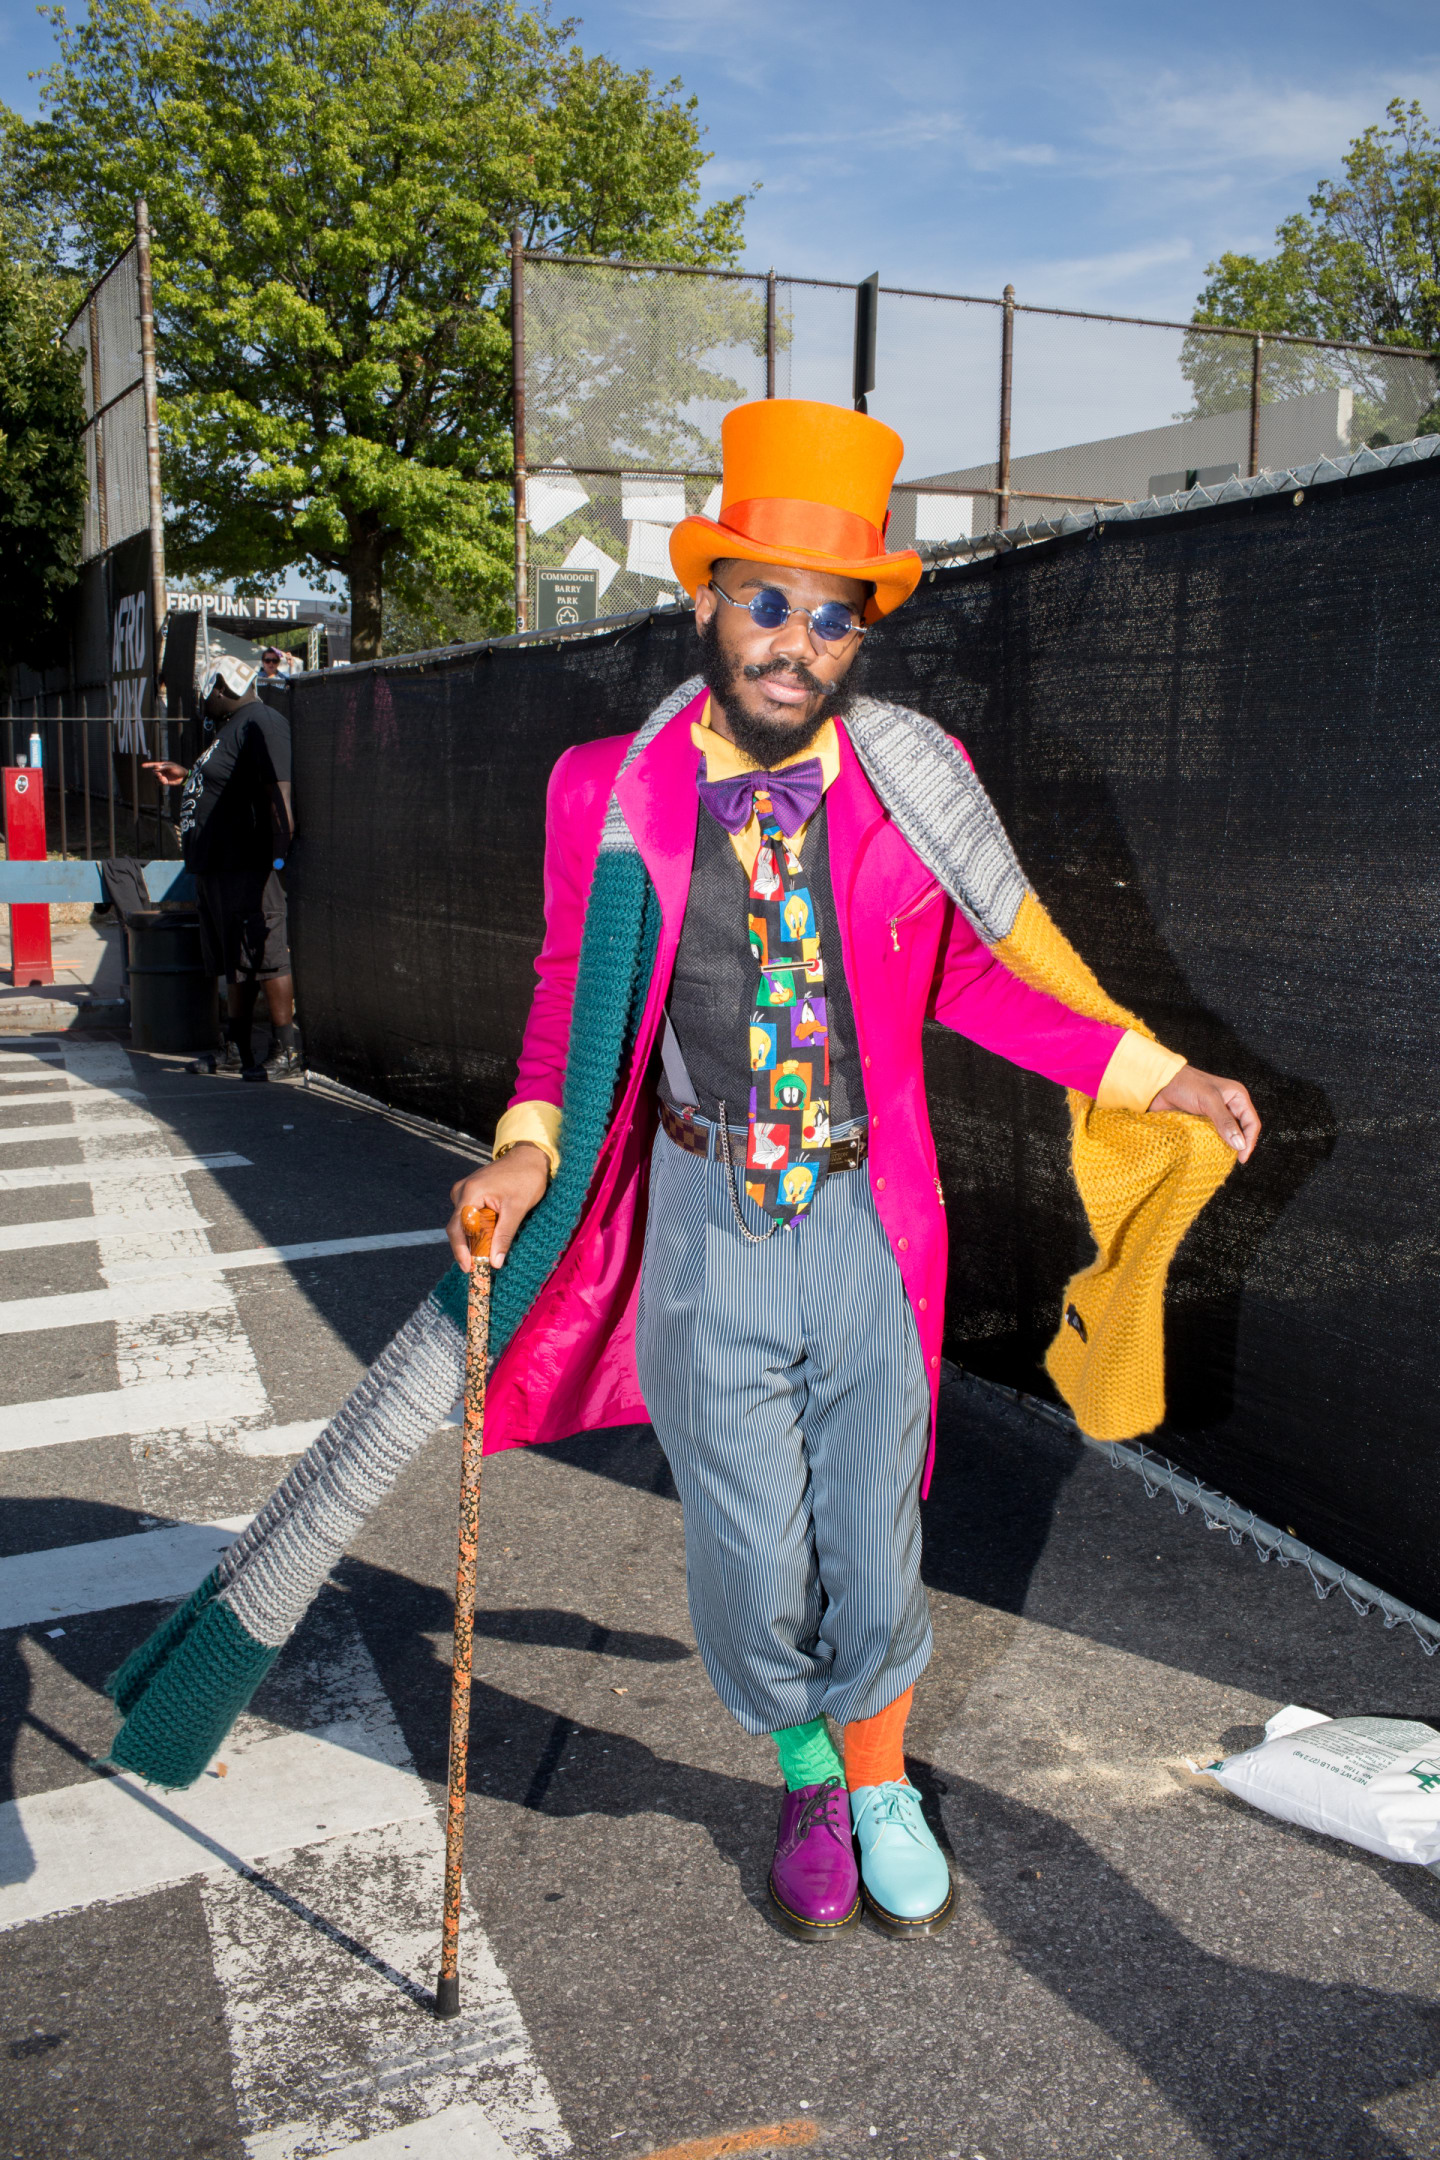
767, 1777, 860, 1941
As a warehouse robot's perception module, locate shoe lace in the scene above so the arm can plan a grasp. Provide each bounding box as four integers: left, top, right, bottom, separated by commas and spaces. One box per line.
792, 1776, 849, 1846
860, 1781, 926, 1841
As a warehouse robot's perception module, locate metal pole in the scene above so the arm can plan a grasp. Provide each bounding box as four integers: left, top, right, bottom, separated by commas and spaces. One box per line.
510, 229, 528, 634
766, 269, 776, 398
135, 198, 169, 775
1248, 335, 1264, 476
853, 272, 878, 413
998, 285, 1015, 530
435, 1203, 498, 2019
87, 300, 109, 555
57, 715, 67, 859
82, 712, 92, 859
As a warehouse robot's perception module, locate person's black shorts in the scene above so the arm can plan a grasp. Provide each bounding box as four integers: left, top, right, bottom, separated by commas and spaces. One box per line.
195, 869, 290, 983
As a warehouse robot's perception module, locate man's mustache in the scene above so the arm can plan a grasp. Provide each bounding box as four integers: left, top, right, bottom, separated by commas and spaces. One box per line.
742, 657, 826, 697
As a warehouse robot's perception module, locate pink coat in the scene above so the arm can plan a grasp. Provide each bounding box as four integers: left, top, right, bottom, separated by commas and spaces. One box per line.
483, 688, 1124, 1490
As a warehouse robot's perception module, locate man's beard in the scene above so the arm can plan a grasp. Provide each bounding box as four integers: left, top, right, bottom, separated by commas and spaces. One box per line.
698, 613, 859, 768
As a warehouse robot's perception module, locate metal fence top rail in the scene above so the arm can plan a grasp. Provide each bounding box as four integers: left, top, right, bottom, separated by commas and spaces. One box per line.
521, 247, 1440, 364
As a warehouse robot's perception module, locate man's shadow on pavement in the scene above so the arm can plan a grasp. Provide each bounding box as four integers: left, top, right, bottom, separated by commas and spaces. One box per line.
929, 1761, 1440, 2160
12, 1520, 1440, 2159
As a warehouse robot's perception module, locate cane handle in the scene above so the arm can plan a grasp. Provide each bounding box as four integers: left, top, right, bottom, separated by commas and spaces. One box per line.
461, 1205, 498, 1261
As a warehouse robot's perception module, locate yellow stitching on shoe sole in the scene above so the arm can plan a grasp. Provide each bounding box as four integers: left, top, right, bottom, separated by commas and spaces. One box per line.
768, 1875, 861, 1931
861, 1880, 954, 1928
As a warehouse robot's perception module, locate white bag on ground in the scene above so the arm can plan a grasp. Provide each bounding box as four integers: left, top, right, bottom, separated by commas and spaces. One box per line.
1203, 1704, 1440, 1870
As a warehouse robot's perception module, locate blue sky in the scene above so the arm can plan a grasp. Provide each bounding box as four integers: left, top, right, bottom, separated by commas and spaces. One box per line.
4, 0, 1436, 541
6, 0, 1437, 315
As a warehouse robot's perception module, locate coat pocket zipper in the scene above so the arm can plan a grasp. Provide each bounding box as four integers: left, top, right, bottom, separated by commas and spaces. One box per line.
888, 880, 943, 950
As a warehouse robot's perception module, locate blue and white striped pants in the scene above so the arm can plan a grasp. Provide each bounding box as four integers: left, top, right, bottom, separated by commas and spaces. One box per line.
636, 1120, 933, 1736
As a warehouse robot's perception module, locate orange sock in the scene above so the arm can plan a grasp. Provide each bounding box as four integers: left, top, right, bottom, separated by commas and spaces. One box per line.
843, 1685, 914, 1791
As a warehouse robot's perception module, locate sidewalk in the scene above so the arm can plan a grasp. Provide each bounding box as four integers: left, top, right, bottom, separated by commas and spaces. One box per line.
0, 902, 128, 1032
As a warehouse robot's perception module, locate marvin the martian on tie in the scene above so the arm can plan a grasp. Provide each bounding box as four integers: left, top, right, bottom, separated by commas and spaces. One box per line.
746, 780, 831, 1224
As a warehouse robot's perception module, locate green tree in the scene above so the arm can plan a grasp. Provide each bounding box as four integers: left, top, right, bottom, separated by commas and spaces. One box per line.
0, 227, 84, 672
4, 0, 748, 657
1184, 99, 1440, 444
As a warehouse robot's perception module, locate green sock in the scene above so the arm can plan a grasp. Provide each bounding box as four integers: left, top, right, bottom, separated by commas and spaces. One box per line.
772, 1717, 844, 1792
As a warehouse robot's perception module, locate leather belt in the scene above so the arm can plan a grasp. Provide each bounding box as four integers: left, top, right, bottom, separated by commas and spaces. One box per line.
658, 1095, 868, 1173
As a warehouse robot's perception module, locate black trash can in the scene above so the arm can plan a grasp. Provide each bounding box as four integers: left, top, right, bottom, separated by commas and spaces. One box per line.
126, 910, 219, 1054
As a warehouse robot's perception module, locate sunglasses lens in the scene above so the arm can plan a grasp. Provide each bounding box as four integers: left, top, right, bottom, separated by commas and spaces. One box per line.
747, 590, 791, 630
809, 604, 859, 641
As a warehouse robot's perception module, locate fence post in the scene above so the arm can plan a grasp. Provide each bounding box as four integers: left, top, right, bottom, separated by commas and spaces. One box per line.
136, 195, 169, 844
511, 227, 529, 634
87, 300, 109, 555
998, 284, 1015, 530
1248, 335, 1265, 476
766, 269, 776, 398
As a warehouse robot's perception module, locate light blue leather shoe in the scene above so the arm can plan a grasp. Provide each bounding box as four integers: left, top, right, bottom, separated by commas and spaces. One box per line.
850, 1779, 953, 1937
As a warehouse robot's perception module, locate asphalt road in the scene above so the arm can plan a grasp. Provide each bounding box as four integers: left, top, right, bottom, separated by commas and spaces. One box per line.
3, 1034, 1439, 2160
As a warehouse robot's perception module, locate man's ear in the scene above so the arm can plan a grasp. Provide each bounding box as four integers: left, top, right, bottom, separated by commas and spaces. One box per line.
693, 581, 717, 629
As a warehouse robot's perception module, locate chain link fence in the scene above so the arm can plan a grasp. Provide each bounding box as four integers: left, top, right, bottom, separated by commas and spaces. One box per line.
63, 241, 151, 563
516, 251, 1440, 616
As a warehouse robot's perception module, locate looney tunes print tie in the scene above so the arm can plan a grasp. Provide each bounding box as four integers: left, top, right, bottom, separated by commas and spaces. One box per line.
745, 786, 830, 1224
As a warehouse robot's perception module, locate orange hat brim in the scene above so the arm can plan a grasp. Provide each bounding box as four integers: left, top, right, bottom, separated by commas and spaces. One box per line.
669, 516, 922, 623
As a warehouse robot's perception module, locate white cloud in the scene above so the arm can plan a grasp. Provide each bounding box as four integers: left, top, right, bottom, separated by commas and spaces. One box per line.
1080, 61, 1440, 181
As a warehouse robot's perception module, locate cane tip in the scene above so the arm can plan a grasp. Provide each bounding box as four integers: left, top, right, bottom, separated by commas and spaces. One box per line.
461, 1204, 498, 1260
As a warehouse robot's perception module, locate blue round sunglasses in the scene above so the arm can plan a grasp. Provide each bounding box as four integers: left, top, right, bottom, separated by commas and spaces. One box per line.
712, 580, 867, 643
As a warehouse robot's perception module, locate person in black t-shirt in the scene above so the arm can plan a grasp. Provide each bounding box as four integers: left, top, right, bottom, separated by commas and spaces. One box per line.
145, 653, 301, 1079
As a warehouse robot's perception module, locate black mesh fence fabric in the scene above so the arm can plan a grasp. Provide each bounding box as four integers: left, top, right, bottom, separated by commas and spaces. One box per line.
290, 453, 1440, 1618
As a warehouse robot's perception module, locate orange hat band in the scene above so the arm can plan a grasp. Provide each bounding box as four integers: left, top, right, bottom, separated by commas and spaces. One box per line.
721, 496, 883, 563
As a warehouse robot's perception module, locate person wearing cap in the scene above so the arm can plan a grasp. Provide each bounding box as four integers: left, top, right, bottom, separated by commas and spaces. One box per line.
444, 400, 1260, 1943
145, 653, 301, 1080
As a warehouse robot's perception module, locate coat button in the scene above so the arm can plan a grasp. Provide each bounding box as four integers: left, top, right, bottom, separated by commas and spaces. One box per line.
919, 1298, 928, 1310
864, 1055, 872, 1068
876, 1176, 886, 1190
898, 1237, 908, 1251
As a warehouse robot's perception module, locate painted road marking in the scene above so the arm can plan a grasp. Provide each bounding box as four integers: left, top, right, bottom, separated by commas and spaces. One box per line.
0, 1084, 145, 1107
0, 1231, 447, 1334
0, 1515, 251, 1629
0, 1205, 212, 1253
0, 1150, 251, 1191
59, 1041, 277, 1521
0, 1275, 238, 1336
0, 1719, 430, 1928
0, 1374, 271, 1454
2, 1618, 569, 2158
0, 1114, 156, 1145
268, 2099, 523, 2157
104, 1227, 449, 1285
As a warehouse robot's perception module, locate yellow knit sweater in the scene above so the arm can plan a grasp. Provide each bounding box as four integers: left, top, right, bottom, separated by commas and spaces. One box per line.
995, 890, 1238, 1442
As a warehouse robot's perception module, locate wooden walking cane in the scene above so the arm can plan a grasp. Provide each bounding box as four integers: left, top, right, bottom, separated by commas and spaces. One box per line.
435, 1202, 498, 2020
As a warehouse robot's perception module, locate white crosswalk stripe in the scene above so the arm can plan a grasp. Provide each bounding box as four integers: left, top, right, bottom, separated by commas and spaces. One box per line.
0, 1516, 251, 1629
0, 1114, 156, 1144
0, 1038, 561, 2158
0, 1150, 252, 1191
0, 1204, 213, 1252
0, 1230, 449, 1336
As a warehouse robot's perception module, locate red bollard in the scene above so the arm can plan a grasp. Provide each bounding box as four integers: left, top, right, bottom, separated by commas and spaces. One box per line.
4, 767, 55, 987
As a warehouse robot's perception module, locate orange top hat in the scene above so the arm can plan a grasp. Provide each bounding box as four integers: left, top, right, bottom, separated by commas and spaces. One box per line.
668, 398, 922, 621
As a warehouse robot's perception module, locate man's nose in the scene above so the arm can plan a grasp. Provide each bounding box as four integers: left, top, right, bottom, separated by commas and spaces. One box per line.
770, 610, 821, 666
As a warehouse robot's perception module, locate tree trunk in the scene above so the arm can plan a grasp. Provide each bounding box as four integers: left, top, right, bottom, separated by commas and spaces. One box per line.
345, 527, 386, 661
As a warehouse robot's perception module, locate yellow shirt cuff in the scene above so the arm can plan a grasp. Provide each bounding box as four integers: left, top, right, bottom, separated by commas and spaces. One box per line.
1096, 1030, 1187, 1114
493, 1100, 562, 1177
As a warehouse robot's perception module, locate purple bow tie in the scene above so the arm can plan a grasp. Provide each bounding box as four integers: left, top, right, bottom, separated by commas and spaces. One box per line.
696, 755, 824, 837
